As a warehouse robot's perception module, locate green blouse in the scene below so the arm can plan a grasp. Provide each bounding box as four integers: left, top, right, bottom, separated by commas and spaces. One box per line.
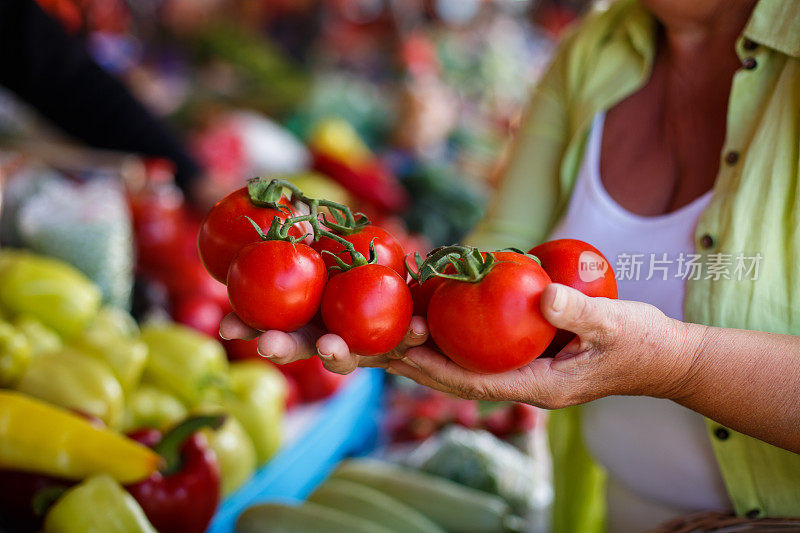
466, 1, 800, 531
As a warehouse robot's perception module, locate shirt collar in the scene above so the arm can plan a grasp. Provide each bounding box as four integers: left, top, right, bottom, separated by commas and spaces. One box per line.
743, 0, 800, 57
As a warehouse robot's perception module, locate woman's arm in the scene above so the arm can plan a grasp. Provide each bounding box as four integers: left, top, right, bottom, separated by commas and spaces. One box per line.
384, 284, 800, 455
674, 324, 800, 454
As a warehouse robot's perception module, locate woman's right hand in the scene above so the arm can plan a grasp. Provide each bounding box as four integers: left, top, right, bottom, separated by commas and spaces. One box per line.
218, 313, 430, 374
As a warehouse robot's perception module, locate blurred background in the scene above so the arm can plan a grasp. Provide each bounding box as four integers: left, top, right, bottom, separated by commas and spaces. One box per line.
0, 1, 592, 531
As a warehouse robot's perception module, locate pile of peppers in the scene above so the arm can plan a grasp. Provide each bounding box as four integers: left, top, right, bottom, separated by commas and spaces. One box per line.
0, 251, 287, 532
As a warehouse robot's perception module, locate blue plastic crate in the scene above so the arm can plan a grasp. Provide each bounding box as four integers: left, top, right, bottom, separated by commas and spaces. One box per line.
207, 367, 384, 533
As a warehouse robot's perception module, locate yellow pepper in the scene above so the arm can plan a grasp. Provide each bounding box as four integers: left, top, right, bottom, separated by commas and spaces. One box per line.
140, 323, 228, 407
0, 391, 159, 482
200, 411, 257, 496
73, 308, 148, 395
122, 384, 188, 433
220, 361, 286, 464
0, 251, 101, 340
0, 321, 31, 387
16, 348, 124, 428
310, 118, 372, 165
44, 475, 156, 533
14, 315, 63, 357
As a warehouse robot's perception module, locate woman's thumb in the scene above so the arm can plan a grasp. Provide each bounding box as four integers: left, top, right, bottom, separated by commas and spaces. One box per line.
540, 283, 608, 339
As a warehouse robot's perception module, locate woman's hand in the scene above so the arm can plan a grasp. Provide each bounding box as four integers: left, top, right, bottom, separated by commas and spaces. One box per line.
386, 283, 704, 408
218, 314, 430, 375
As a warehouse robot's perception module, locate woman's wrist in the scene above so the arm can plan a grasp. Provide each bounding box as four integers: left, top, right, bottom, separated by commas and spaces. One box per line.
651, 319, 710, 401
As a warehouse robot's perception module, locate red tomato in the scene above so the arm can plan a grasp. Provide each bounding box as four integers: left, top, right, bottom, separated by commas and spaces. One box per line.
529, 239, 617, 355
312, 225, 406, 278
227, 241, 326, 332
321, 264, 412, 356
407, 256, 456, 317
409, 278, 444, 317
198, 188, 308, 283
427, 253, 556, 373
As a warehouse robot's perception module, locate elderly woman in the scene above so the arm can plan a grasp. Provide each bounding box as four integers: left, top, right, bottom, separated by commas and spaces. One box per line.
221, 0, 800, 530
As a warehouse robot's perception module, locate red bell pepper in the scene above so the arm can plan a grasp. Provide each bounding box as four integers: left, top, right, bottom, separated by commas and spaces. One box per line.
126, 415, 224, 533
311, 150, 409, 213
280, 356, 348, 402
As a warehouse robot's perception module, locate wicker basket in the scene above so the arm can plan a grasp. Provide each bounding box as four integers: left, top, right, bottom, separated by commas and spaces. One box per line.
648, 511, 800, 532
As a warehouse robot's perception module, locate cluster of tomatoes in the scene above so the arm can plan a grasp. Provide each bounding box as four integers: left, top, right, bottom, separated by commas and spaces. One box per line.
198, 179, 413, 356
410, 240, 618, 373
198, 178, 618, 375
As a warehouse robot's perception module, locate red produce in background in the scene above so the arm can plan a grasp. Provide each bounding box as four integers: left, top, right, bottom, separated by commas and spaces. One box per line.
312, 151, 409, 213
126, 416, 223, 533
128, 159, 187, 277
279, 357, 348, 403
172, 296, 226, 339
0, 470, 75, 532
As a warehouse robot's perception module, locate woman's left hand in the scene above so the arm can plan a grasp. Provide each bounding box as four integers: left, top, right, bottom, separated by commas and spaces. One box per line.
388, 283, 704, 408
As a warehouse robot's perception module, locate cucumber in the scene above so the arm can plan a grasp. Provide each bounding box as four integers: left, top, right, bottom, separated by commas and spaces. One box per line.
309, 479, 445, 533
236, 502, 393, 533
331, 459, 523, 532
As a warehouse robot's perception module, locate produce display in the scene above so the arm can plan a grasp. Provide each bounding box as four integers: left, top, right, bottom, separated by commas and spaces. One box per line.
385, 386, 540, 444
236, 455, 527, 533
0, 251, 287, 532
236, 428, 552, 533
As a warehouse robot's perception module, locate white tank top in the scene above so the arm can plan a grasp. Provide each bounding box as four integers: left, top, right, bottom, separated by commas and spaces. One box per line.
549, 112, 732, 529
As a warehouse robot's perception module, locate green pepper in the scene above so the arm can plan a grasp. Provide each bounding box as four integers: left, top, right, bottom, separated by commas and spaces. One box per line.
140, 323, 228, 407
0, 251, 101, 340
73, 308, 147, 395
122, 384, 188, 433
44, 474, 156, 533
16, 348, 124, 428
14, 315, 63, 357
0, 321, 31, 387
199, 410, 257, 496
220, 361, 286, 465
89, 306, 140, 338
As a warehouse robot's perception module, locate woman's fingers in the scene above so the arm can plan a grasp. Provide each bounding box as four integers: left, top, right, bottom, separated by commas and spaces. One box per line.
387, 360, 458, 395
385, 316, 429, 359
389, 346, 518, 401
316, 333, 359, 374
256, 326, 320, 364
221, 314, 430, 375
219, 313, 259, 341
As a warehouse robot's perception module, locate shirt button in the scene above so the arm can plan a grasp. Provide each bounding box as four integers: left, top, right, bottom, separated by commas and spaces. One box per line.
746, 509, 761, 519
742, 57, 758, 70
714, 426, 729, 440
725, 151, 740, 165
743, 38, 758, 51
700, 234, 715, 249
